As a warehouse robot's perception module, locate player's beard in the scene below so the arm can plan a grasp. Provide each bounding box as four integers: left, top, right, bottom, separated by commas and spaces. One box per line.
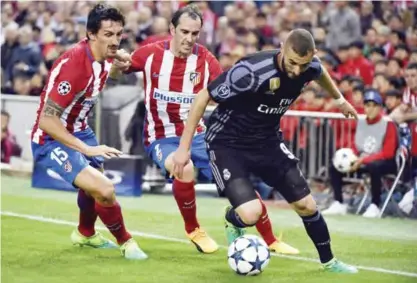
107, 45, 119, 58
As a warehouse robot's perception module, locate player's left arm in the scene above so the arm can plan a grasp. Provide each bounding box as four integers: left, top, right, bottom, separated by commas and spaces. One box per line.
315, 60, 358, 119
172, 88, 211, 178
206, 51, 223, 106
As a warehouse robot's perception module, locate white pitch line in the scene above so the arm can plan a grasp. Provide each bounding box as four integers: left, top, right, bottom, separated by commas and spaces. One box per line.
2, 211, 417, 278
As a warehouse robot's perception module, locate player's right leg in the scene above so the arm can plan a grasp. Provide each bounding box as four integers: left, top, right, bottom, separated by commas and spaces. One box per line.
32, 140, 147, 260
207, 146, 264, 243
146, 139, 218, 253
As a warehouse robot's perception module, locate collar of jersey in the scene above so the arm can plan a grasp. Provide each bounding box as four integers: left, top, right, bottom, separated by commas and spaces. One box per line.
84, 40, 95, 63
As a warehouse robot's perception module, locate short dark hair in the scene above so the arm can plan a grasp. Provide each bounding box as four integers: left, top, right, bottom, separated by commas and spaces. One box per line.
86, 4, 125, 39
171, 4, 203, 28
286, 28, 315, 57
389, 57, 403, 68
369, 47, 386, 57
406, 62, 417, 70
1, 110, 10, 118
375, 59, 388, 65
385, 89, 402, 98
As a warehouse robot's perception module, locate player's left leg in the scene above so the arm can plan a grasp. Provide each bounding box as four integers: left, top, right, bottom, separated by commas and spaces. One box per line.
280, 166, 358, 273
72, 129, 144, 256
31, 136, 116, 250
148, 137, 218, 253
257, 143, 357, 273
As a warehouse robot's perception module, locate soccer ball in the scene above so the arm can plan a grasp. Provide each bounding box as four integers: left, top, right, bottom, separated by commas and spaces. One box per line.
227, 234, 270, 276
332, 148, 358, 173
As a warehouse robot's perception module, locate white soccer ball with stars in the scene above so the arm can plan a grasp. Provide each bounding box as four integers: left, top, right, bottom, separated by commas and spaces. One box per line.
332, 148, 358, 173
227, 234, 270, 276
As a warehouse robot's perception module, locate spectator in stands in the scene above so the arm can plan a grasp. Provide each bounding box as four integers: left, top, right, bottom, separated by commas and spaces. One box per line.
385, 89, 404, 115
360, 2, 375, 34
138, 16, 170, 47
59, 19, 78, 46
348, 41, 374, 85
5, 25, 42, 87
393, 44, 410, 66
351, 84, 365, 113
387, 57, 404, 78
391, 63, 417, 123
1, 110, 21, 164
363, 28, 378, 57
324, 90, 399, 217
409, 49, 417, 64
1, 24, 19, 72
325, 1, 362, 51
372, 73, 395, 98
368, 47, 386, 64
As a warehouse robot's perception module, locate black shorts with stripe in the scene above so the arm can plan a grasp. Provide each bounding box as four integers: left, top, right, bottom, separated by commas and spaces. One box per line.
207, 143, 310, 205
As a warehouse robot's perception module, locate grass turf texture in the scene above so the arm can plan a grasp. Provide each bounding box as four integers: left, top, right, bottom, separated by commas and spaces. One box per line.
1, 175, 417, 283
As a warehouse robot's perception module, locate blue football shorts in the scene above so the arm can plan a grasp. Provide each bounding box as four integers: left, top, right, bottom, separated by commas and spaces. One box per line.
144, 133, 212, 182
31, 128, 104, 185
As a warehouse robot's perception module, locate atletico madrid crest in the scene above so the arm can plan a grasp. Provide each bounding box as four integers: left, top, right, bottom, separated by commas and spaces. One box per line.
189, 72, 201, 85
64, 160, 72, 173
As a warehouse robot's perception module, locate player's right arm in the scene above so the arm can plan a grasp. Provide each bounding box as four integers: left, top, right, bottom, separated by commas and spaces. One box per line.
38, 58, 121, 159
109, 46, 148, 80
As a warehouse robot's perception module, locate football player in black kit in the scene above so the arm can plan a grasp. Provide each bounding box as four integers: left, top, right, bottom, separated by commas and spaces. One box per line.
172, 29, 359, 273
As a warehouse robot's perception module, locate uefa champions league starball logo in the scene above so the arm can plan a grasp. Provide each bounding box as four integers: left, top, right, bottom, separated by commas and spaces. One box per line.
57, 81, 71, 96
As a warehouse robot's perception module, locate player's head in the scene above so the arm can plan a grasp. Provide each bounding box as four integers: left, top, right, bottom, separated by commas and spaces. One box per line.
170, 4, 203, 57
282, 29, 316, 78
86, 3, 125, 60
404, 63, 417, 91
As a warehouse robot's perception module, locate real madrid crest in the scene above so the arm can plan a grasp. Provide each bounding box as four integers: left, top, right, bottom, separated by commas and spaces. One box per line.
269, 77, 280, 92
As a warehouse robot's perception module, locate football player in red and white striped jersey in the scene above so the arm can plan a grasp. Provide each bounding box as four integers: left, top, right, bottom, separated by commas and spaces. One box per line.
114, 4, 299, 255
31, 3, 147, 260
391, 63, 417, 157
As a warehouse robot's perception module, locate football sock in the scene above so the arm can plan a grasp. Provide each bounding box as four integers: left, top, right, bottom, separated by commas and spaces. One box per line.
95, 201, 131, 245
225, 207, 251, 228
254, 193, 277, 246
301, 210, 333, 263
77, 189, 97, 237
172, 179, 200, 233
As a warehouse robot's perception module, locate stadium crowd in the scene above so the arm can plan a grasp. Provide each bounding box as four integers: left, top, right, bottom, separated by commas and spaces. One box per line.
1, 1, 416, 98
1, 1, 416, 217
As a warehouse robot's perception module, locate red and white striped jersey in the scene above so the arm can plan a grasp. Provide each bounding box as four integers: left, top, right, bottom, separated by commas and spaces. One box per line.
31, 39, 112, 145
403, 87, 417, 111
128, 40, 223, 146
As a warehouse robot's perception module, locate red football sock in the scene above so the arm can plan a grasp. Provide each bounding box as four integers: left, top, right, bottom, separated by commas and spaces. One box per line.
77, 189, 97, 237
255, 192, 277, 246
95, 201, 131, 245
172, 179, 199, 234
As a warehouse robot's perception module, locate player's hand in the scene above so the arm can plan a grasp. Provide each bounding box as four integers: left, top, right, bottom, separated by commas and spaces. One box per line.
115, 49, 132, 63
113, 58, 131, 72
171, 148, 191, 179
349, 158, 363, 172
84, 145, 123, 159
338, 101, 358, 119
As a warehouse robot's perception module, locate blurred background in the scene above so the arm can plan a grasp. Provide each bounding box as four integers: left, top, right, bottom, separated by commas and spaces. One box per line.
1, 1, 416, 218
